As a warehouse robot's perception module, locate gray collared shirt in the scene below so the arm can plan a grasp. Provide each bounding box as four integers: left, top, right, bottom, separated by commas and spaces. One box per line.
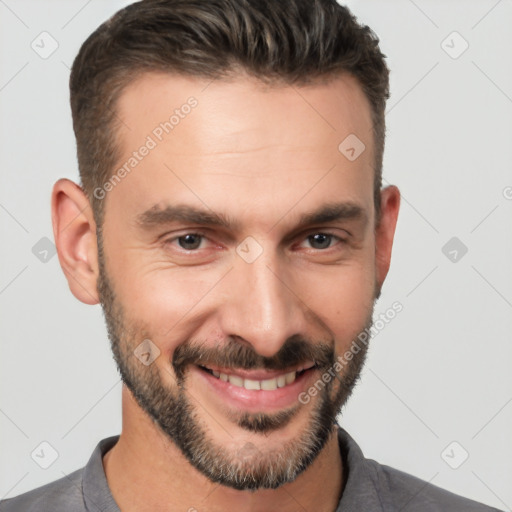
0, 426, 502, 511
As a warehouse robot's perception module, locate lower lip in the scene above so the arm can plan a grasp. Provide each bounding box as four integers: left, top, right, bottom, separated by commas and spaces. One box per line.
192, 365, 317, 412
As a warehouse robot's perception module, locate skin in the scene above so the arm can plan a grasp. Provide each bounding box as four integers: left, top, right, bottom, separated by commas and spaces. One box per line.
52, 72, 400, 512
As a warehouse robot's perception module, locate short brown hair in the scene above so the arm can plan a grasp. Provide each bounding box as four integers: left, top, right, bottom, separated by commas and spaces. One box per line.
70, 0, 389, 226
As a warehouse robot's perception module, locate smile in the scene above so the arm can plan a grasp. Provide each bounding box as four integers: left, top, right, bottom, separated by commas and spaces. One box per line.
197, 363, 317, 391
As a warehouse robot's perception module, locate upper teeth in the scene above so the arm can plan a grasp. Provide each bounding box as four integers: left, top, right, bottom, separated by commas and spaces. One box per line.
211, 369, 299, 390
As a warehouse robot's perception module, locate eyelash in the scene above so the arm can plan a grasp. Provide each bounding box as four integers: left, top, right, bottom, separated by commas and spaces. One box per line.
163, 231, 347, 253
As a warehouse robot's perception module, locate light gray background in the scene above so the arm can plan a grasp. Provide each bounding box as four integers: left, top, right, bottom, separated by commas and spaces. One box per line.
1, 0, 511, 509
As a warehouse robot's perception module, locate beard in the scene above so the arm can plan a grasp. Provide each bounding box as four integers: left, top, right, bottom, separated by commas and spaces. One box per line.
97, 232, 375, 490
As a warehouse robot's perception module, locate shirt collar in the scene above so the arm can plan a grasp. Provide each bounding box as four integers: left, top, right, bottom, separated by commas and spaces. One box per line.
335, 424, 389, 511
82, 436, 120, 512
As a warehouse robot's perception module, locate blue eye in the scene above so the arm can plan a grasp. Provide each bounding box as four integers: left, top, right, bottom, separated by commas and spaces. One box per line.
306, 233, 335, 249
177, 233, 203, 250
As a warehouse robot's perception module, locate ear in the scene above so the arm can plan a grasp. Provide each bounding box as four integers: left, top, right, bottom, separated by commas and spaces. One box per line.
375, 185, 400, 290
51, 178, 100, 305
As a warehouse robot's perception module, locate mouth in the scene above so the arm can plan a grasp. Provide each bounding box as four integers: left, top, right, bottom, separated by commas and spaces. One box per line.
193, 362, 319, 412
197, 363, 317, 391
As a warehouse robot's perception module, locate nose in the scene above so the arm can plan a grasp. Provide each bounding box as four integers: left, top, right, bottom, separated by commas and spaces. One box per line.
217, 247, 310, 358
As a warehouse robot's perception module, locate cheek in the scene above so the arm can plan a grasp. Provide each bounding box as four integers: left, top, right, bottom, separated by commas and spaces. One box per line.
110, 258, 228, 353
295, 260, 376, 347
103, 224, 222, 322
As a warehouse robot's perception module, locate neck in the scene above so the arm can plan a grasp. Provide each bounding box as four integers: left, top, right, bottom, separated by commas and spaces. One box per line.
103, 386, 344, 512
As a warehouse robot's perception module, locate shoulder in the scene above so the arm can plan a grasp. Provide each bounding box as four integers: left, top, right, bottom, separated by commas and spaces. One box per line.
0, 468, 85, 512
365, 458, 502, 511
0, 435, 119, 512
336, 426, 503, 511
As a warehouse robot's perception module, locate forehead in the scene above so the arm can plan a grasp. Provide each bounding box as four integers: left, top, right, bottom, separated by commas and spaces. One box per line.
116, 71, 373, 152
107, 71, 375, 230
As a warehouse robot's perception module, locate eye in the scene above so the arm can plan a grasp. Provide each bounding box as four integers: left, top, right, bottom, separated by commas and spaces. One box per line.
175, 233, 204, 250
161, 231, 222, 263
307, 233, 333, 249
301, 233, 344, 250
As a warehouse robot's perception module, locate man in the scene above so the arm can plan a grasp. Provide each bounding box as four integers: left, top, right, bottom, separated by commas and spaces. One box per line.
0, 0, 502, 511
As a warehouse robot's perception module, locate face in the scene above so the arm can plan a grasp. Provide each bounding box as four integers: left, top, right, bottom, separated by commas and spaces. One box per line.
97, 72, 382, 490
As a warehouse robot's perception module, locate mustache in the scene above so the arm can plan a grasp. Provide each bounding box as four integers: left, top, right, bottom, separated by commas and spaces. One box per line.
172, 334, 335, 379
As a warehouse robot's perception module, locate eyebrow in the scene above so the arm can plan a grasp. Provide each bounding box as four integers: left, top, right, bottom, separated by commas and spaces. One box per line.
296, 202, 366, 227
135, 201, 366, 232
136, 204, 235, 229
